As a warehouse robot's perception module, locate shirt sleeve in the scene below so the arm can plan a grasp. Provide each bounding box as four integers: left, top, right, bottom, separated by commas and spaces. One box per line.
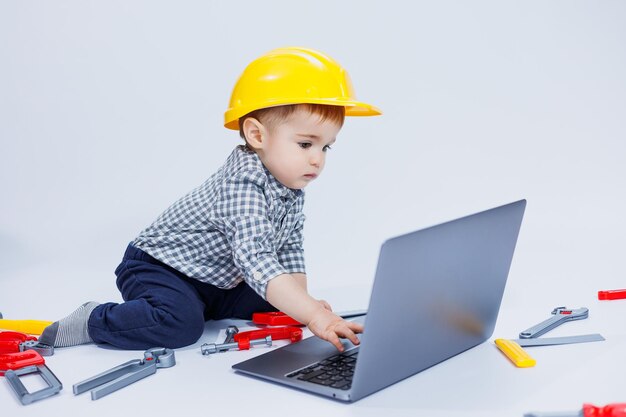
277, 213, 306, 275
215, 169, 287, 300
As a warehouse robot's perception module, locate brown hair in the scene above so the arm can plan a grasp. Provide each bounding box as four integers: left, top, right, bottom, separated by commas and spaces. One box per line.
239, 103, 345, 142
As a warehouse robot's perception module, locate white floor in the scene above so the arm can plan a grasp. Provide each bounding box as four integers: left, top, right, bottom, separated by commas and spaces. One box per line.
1, 260, 624, 417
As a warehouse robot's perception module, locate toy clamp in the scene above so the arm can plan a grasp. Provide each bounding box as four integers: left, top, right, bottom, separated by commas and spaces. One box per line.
234, 326, 303, 345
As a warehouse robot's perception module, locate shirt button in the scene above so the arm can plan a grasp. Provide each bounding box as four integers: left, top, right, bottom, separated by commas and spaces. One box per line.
253, 271, 263, 281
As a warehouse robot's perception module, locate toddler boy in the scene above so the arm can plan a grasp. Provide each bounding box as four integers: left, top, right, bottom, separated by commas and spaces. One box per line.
40, 47, 381, 351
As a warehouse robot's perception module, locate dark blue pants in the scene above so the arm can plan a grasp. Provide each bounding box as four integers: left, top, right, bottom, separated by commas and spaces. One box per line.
88, 244, 277, 350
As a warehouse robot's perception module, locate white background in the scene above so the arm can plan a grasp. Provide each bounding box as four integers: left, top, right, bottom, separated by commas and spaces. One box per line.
1, 1, 625, 416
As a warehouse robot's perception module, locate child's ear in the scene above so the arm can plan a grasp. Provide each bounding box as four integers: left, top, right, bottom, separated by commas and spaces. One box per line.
242, 117, 266, 150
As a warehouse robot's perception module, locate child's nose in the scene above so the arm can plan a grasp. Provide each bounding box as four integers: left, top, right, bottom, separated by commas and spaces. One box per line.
310, 154, 322, 167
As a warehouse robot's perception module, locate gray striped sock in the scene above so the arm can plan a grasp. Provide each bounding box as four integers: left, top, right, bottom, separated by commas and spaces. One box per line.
40, 302, 99, 347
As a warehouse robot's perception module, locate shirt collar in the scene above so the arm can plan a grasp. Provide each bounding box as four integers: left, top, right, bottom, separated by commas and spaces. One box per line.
264, 165, 303, 202
235, 146, 303, 202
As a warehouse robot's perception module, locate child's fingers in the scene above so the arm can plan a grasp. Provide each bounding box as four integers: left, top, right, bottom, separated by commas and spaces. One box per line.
347, 321, 364, 334
334, 323, 360, 346
325, 332, 344, 351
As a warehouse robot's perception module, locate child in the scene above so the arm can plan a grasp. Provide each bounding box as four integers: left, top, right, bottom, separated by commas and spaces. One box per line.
40, 47, 381, 351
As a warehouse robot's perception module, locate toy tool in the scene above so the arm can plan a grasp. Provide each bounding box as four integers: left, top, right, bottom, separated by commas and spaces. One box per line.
0, 350, 62, 405
598, 288, 626, 300
202, 335, 273, 355
234, 326, 302, 345
252, 312, 301, 326
494, 339, 536, 368
252, 309, 367, 326
524, 402, 626, 417
73, 347, 175, 400
0, 319, 53, 335
513, 334, 604, 347
202, 318, 306, 355
0, 313, 52, 335
0, 331, 54, 356
519, 307, 588, 339
224, 325, 238, 343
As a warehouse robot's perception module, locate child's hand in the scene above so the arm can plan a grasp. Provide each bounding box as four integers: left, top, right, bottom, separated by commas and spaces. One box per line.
307, 309, 364, 352
317, 299, 332, 311
265, 274, 362, 351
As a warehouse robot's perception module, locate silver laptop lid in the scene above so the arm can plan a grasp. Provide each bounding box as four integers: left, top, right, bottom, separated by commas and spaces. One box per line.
350, 200, 526, 401
232, 200, 526, 402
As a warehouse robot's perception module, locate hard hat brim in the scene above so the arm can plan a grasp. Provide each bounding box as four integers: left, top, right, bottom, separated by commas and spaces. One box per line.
224, 99, 382, 130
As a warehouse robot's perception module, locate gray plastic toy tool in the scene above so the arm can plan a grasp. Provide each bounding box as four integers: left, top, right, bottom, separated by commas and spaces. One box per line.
5, 364, 63, 405
519, 307, 589, 339
73, 347, 175, 400
1, 347, 62, 405
514, 333, 604, 347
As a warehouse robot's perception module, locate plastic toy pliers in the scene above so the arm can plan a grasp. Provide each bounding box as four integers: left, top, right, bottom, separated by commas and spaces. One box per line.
73, 347, 176, 400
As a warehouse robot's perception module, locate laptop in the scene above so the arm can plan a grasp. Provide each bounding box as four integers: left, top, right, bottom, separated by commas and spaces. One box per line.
233, 200, 526, 402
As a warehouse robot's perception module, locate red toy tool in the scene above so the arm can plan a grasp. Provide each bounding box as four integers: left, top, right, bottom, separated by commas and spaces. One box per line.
234, 326, 303, 346
0, 331, 36, 353
0, 331, 54, 356
252, 310, 367, 326
201, 326, 303, 355
0, 350, 45, 376
201, 313, 303, 355
582, 404, 626, 417
252, 312, 302, 326
598, 289, 626, 300
525, 403, 626, 417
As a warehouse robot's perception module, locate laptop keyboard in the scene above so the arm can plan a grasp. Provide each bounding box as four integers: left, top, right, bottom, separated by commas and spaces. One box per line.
286, 350, 358, 390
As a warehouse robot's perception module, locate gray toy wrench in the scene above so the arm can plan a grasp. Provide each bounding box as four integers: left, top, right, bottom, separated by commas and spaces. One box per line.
519, 307, 588, 339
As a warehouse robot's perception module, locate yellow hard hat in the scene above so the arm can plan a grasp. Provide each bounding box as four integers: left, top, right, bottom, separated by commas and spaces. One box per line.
224, 47, 382, 130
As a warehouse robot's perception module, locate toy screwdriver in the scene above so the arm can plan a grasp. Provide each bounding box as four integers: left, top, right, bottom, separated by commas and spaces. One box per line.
524, 403, 626, 417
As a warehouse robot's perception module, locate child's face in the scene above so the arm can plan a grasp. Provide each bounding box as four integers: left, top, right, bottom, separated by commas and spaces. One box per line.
257, 109, 342, 190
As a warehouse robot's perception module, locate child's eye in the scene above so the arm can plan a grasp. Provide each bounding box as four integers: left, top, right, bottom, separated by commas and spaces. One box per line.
298, 142, 312, 149
323, 145, 332, 152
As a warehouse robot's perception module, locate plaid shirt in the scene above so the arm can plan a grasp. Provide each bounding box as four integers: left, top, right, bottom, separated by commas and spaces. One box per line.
132, 146, 306, 299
